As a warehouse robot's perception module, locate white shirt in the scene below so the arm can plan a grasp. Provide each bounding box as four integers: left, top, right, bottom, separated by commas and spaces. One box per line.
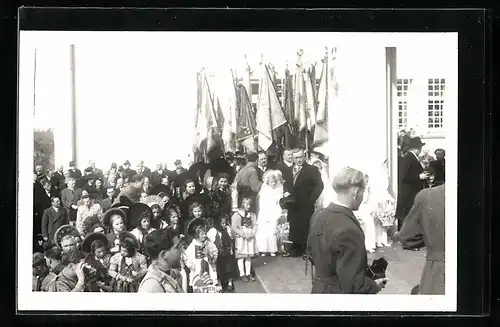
284, 161, 293, 168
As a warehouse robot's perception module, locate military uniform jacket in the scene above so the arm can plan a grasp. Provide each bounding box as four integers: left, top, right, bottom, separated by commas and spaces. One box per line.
307, 203, 380, 294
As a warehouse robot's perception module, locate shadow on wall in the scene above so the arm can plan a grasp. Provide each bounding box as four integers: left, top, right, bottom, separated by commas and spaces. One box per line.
34, 129, 55, 171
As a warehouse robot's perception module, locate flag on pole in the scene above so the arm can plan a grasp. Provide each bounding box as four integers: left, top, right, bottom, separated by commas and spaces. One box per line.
195, 70, 217, 153
217, 69, 238, 153
304, 65, 317, 131
313, 52, 328, 147
294, 51, 307, 132
236, 84, 257, 152
256, 64, 287, 151
283, 67, 297, 148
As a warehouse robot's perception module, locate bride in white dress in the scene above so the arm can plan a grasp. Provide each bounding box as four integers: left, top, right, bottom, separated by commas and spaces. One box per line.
255, 170, 284, 256
356, 160, 396, 252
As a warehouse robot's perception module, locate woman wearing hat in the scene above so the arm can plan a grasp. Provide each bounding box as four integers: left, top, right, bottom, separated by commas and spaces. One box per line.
103, 207, 128, 255
108, 231, 148, 292
82, 232, 112, 292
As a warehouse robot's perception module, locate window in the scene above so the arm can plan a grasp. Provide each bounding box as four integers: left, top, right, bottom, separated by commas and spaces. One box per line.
427, 78, 445, 129
398, 101, 408, 129
251, 83, 259, 95
396, 78, 412, 129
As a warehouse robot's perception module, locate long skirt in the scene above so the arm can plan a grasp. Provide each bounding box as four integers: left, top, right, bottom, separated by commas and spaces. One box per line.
216, 255, 237, 282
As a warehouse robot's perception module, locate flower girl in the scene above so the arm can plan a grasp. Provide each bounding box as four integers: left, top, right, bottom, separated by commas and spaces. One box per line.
256, 170, 284, 257
231, 196, 258, 282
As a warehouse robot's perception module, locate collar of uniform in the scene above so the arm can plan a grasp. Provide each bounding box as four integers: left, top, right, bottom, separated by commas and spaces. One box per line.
326, 203, 362, 229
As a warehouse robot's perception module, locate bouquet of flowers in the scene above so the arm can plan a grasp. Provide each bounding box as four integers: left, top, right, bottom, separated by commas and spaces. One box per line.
276, 220, 290, 253
372, 198, 396, 227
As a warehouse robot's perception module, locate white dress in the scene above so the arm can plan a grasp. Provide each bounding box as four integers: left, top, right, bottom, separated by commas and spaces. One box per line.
255, 184, 283, 253
371, 165, 396, 246
356, 184, 377, 252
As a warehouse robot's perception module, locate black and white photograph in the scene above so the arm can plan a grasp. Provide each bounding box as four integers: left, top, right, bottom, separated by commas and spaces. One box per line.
18, 30, 458, 311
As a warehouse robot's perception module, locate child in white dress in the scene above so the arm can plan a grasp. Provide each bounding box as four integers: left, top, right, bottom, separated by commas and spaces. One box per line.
256, 170, 284, 256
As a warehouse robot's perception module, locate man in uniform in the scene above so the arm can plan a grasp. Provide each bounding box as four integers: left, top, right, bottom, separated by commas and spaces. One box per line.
307, 167, 387, 294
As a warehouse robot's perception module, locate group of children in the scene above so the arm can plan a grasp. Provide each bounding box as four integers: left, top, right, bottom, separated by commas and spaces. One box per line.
34, 165, 289, 293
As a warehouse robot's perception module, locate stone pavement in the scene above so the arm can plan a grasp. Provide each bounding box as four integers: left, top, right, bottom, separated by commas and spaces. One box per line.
252, 243, 427, 294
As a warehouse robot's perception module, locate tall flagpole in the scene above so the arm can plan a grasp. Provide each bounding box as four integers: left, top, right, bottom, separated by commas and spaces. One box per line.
33, 48, 37, 118
70, 44, 77, 166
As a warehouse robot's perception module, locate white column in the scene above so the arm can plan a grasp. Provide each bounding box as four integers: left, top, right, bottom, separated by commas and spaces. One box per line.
329, 45, 388, 179
386, 47, 398, 199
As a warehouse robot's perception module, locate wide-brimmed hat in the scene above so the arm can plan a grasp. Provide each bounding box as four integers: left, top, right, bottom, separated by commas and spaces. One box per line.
103, 207, 128, 228
409, 137, 426, 149
69, 161, 76, 167
127, 203, 153, 230
143, 228, 181, 254
144, 195, 165, 210
82, 232, 109, 254
53, 224, 80, 249
279, 195, 296, 210
118, 231, 140, 249
186, 218, 207, 237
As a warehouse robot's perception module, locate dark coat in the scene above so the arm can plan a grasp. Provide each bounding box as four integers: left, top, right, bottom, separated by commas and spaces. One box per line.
274, 161, 294, 193
69, 168, 84, 188
287, 163, 324, 245
207, 158, 235, 185
50, 171, 66, 196
399, 185, 445, 295
34, 182, 52, 237
41, 206, 69, 241
307, 203, 380, 294
150, 170, 166, 187
429, 159, 445, 186
100, 197, 113, 213
396, 152, 426, 219
137, 167, 152, 179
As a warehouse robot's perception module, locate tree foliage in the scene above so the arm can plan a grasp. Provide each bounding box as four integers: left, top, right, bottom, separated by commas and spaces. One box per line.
34, 129, 55, 171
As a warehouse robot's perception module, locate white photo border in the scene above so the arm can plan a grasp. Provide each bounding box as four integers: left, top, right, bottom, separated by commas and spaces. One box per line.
18, 31, 458, 312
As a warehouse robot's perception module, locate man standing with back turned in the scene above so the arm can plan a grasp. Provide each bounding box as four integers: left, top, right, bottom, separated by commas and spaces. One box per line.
307, 167, 388, 294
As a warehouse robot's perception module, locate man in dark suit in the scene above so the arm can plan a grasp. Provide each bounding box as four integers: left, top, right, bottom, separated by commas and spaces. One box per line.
50, 165, 66, 198
41, 197, 69, 245
396, 137, 429, 232
150, 163, 166, 187
33, 176, 51, 251
256, 151, 268, 181
307, 167, 387, 294
136, 160, 152, 179
287, 148, 324, 258
429, 148, 445, 186
100, 187, 115, 212
86, 160, 105, 181
61, 177, 82, 223
274, 148, 294, 193
121, 160, 137, 179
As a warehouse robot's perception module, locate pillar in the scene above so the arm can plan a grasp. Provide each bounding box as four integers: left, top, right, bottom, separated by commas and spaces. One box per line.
329, 45, 388, 179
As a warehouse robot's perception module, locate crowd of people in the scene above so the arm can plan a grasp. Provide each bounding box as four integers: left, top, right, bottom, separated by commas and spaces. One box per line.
32, 136, 445, 295
32, 148, 327, 293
